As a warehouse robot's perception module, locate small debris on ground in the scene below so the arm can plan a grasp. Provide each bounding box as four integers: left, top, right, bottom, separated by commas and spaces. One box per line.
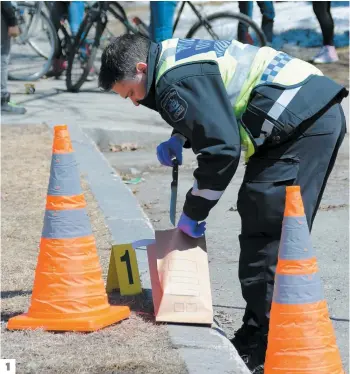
109, 142, 139, 152
319, 204, 348, 211
130, 167, 141, 175
119, 172, 145, 185
124, 177, 144, 185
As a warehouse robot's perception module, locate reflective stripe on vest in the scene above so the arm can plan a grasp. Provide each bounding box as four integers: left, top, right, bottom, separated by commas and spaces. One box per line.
155, 39, 258, 158
155, 41, 320, 162
191, 180, 224, 201
258, 86, 301, 141
225, 43, 258, 106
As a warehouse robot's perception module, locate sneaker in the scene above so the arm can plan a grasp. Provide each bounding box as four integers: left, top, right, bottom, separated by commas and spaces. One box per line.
230, 324, 260, 355
86, 66, 96, 82
312, 45, 339, 64
241, 347, 266, 373
230, 324, 267, 373
251, 364, 264, 374
1, 101, 27, 114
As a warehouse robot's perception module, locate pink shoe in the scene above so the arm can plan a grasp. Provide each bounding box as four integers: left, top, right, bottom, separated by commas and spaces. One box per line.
46, 57, 67, 78
312, 45, 339, 64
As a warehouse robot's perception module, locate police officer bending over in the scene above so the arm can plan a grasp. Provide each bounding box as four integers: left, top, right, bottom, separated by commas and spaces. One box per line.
98, 34, 348, 373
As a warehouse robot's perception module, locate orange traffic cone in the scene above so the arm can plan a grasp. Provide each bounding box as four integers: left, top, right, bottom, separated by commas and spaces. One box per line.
8, 125, 130, 332
264, 186, 344, 373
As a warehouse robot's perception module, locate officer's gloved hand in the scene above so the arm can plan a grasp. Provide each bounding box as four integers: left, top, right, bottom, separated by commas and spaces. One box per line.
156, 135, 184, 167
177, 212, 206, 238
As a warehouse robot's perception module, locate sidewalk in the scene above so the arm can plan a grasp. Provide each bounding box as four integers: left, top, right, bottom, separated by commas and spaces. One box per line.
2, 2, 349, 369
1, 122, 251, 373
2, 91, 348, 374
2, 60, 349, 372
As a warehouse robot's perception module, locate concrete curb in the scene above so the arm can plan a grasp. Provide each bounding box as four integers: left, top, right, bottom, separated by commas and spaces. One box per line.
55, 122, 250, 374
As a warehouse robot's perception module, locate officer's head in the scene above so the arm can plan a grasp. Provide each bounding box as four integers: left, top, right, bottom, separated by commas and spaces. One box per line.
99, 34, 150, 106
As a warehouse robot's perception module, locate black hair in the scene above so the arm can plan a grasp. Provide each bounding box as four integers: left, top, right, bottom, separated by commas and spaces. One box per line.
98, 34, 151, 91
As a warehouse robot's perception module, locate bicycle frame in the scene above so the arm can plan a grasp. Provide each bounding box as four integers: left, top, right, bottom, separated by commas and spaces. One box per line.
93, 1, 142, 40
79, 0, 217, 52
120, 1, 218, 40
86, 2, 110, 47
173, 1, 219, 39
173, 2, 191, 32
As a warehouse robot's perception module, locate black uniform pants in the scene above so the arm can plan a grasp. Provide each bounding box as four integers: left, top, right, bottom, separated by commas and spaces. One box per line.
237, 102, 347, 331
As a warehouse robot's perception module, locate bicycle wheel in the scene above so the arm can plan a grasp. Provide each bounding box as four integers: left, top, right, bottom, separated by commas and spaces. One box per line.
108, 2, 128, 24
66, 3, 128, 92
57, 23, 72, 63
186, 12, 266, 47
93, 2, 130, 75
8, 3, 57, 81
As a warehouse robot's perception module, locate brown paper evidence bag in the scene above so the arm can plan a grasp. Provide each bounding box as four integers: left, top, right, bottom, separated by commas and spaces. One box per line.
147, 229, 213, 324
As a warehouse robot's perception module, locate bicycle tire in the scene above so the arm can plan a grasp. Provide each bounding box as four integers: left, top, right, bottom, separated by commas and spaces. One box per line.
56, 22, 72, 62
93, 2, 130, 74
66, 17, 98, 92
185, 12, 267, 47
8, 3, 58, 81
105, 2, 130, 36
108, 1, 128, 22
66, 3, 128, 92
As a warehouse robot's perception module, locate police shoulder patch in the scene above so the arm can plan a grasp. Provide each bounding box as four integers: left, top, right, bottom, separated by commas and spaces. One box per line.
161, 88, 188, 123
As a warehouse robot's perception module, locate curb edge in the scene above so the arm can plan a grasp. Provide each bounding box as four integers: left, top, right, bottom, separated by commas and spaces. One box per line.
53, 122, 250, 374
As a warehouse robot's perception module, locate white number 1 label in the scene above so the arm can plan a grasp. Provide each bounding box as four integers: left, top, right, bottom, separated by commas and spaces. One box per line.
0, 359, 16, 374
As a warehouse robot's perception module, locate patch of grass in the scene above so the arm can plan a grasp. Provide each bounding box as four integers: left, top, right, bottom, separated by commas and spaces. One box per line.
1, 124, 187, 374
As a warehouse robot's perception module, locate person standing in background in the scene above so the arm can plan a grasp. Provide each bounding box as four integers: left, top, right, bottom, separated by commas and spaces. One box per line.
1, 1, 26, 114
311, 1, 339, 64
238, 1, 275, 44
150, 1, 177, 43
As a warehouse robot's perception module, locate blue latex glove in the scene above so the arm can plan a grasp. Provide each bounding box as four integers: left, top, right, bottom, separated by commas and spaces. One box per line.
177, 212, 206, 238
156, 136, 183, 166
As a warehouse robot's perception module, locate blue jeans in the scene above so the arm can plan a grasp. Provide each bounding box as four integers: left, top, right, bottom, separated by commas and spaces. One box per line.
1, 14, 10, 100
51, 1, 85, 36
51, 1, 85, 58
150, 1, 177, 43
239, 1, 275, 20
68, 1, 85, 36
238, 1, 275, 43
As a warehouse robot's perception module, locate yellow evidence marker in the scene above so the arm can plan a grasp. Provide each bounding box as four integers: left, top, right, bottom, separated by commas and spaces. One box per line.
106, 244, 142, 296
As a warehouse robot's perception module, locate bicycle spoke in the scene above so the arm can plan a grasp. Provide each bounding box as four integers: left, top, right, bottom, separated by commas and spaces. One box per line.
204, 23, 220, 40
68, 20, 97, 89
66, 1, 129, 91
9, 4, 56, 80
186, 13, 266, 47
